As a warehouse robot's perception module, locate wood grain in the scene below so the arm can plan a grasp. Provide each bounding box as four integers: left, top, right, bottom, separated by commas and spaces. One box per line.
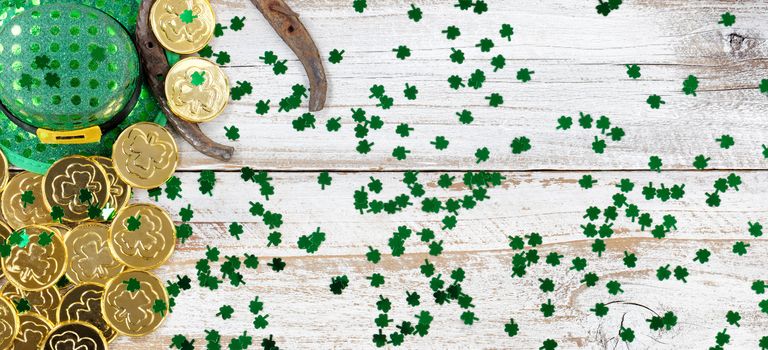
111, 171, 768, 349
168, 0, 768, 171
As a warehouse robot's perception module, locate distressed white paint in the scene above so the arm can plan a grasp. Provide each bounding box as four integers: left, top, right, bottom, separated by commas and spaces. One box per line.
168, 0, 768, 171
112, 171, 768, 349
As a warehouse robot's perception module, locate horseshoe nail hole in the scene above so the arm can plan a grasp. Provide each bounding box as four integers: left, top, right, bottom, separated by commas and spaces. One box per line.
147, 42, 154, 49
287, 25, 295, 33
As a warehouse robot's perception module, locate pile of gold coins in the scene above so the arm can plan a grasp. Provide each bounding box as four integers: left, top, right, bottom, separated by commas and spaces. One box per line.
0, 122, 180, 348
152, 0, 229, 123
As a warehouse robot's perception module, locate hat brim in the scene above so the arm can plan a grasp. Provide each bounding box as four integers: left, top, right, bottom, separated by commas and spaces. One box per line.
0, 0, 165, 174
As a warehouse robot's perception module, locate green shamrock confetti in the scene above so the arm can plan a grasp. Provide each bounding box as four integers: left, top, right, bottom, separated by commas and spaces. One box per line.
648, 156, 663, 172
393, 45, 411, 60
190, 71, 206, 86
431, 136, 450, 150
476, 38, 494, 52
230, 16, 245, 31
217, 305, 234, 320
596, 0, 622, 16
510, 136, 531, 154
353, 0, 367, 13
626, 64, 641, 79
179, 9, 197, 24
407, 4, 422, 22
647, 94, 665, 109
223, 125, 240, 140
37, 232, 53, 246
126, 215, 142, 231
719, 12, 735, 26
516, 68, 534, 82
329, 49, 345, 64
20, 190, 35, 208
14, 298, 30, 313
682, 75, 699, 96
443, 26, 461, 40
330, 275, 349, 294
500, 24, 514, 40
716, 134, 735, 149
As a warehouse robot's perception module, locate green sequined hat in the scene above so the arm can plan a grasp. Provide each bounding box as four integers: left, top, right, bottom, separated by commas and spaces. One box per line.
0, 0, 165, 174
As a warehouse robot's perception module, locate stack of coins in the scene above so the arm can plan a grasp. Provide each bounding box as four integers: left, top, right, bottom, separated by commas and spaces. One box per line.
0, 122, 180, 348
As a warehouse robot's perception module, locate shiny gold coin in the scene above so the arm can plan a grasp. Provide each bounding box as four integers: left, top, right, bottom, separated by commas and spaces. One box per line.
42, 321, 106, 350
91, 156, 132, 215
108, 204, 175, 270
112, 122, 179, 190
0, 148, 8, 193
64, 223, 124, 285
0, 172, 51, 230
57, 283, 117, 343
0, 296, 19, 349
150, 0, 215, 54
1, 284, 61, 323
165, 57, 229, 123
2, 226, 68, 291
102, 270, 169, 336
42, 156, 110, 223
11, 312, 52, 349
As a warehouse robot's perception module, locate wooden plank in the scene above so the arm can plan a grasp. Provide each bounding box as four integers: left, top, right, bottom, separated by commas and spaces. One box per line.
111, 171, 768, 349
166, 0, 768, 171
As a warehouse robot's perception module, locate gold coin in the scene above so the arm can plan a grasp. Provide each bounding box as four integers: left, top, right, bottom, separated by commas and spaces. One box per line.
102, 270, 169, 336
0, 296, 19, 349
108, 204, 175, 270
42, 321, 106, 350
1, 284, 61, 323
0, 172, 51, 230
57, 283, 117, 343
165, 57, 229, 123
0, 148, 8, 193
2, 226, 68, 291
64, 223, 124, 285
91, 156, 132, 215
42, 156, 110, 223
11, 312, 52, 349
150, 0, 216, 54
112, 122, 179, 190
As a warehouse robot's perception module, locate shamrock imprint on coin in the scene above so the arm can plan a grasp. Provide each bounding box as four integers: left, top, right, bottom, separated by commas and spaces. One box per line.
151, 0, 215, 54
58, 283, 117, 342
43, 156, 110, 222
1, 172, 50, 230
102, 270, 168, 336
2, 226, 67, 291
12, 313, 53, 349
64, 223, 124, 285
166, 57, 229, 123
112, 123, 179, 189
108, 204, 175, 269
43, 321, 106, 350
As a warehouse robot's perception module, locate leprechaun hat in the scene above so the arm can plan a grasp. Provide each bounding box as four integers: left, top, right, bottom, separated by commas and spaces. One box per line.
0, 0, 165, 175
